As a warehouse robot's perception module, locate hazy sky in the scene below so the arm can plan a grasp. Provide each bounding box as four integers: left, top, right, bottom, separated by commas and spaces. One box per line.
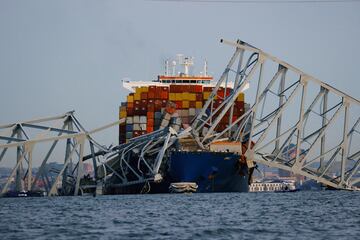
0, 0, 359, 141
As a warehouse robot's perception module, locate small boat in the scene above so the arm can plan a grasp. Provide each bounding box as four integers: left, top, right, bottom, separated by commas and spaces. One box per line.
169, 182, 198, 193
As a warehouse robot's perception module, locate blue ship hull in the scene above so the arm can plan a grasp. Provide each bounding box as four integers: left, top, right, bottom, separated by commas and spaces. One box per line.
107, 151, 251, 194
167, 151, 249, 193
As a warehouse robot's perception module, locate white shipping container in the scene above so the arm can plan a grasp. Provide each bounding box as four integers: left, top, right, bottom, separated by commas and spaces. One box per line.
133, 116, 140, 123
140, 116, 147, 124
163, 113, 171, 121
161, 119, 169, 128
140, 124, 147, 130
189, 108, 196, 116
126, 117, 133, 124
133, 124, 141, 131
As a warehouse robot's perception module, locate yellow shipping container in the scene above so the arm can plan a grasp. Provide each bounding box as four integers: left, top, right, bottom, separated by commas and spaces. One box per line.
237, 93, 245, 102
141, 86, 149, 92
119, 111, 127, 119
135, 87, 141, 94
134, 92, 141, 101
195, 101, 203, 109
203, 92, 211, 100
182, 101, 189, 109
169, 93, 176, 101
119, 106, 127, 119
127, 95, 134, 103
175, 93, 182, 101
189, 93, 196, 101
182, 92, 189, 100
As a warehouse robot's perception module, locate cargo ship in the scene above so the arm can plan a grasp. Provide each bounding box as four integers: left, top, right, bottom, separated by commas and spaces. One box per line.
116, 55, 251, 193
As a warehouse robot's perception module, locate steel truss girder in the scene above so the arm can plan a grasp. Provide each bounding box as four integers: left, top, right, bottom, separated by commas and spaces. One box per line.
0, 111, 124, 197
218, 39, 359, 190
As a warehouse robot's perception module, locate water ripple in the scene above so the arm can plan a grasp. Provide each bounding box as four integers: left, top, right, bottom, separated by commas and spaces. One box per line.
0, 191, 359, 239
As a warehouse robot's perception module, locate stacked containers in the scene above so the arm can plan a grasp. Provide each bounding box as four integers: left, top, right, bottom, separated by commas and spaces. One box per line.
119, 84, 245, 144
119, 86, 170, 143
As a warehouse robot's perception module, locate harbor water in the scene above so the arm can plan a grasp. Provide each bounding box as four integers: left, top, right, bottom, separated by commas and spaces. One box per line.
0, 191, 359, 240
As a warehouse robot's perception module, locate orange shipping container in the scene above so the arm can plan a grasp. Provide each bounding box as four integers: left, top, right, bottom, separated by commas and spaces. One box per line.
147, 126, 154, 133
147, 111, 154, 119
160, 92, 168, 99
175, 101, 182, 109
147, 118, 154, 127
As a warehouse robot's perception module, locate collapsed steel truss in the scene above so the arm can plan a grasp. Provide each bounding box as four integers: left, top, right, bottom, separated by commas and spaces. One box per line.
193, 39, 360, 190
0, 39, 359, 196
0, 111, 122, 196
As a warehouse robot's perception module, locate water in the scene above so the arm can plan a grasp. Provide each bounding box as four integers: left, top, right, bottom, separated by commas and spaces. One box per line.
0, 191, 359, 240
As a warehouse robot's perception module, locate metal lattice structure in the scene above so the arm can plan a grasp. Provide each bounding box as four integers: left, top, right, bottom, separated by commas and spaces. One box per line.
192, 39, 360, 190
0, 111, 121, 196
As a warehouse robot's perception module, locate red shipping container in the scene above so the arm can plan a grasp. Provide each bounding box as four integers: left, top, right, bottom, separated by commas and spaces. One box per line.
126, 107, 134, 116
141, 92, 148, 100
155, 87, 162, 97
162, 86, 169, 92
147, 104, 155, 112
204, 87, 214, 92
226, 88, 232, 96
141, 99, 147, 105
188, 85, 195, 93
195, 85, 203, 93
141, 131, 147, 135
134, 100, 141, 106
170, 85, 177, 93
217, 89, 225, 99
232, 116, 238, 123
149, 86, 156, 93
195, 93, 203, 101
133, 131, 141, 137
189, 101, 196, 108
148, 91, 155, 99
175, 101, 182, 109
160, 92, 168, 100
127, 102, 134, 108
154, 100, 162, 111
235, 101, 244, 109
148, 99, 154, 104
181, 85, 189, 92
